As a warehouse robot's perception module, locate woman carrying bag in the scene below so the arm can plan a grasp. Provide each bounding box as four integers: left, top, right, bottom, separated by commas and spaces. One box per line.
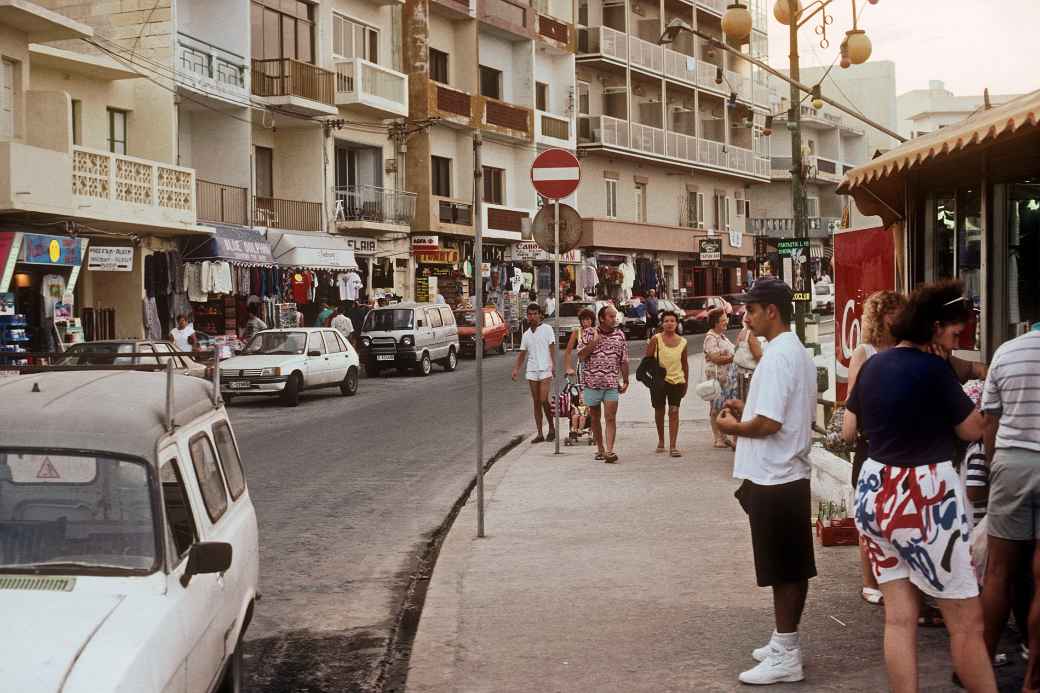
703, 308, 737, 449
644, 310, 688, 456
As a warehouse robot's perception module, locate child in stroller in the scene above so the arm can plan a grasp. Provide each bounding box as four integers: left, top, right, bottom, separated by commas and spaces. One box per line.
561, 377, 594, 446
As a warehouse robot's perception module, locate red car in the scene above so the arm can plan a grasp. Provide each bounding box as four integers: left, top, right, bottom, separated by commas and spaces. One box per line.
677, 295, 733, 333
455, 306, 509, 356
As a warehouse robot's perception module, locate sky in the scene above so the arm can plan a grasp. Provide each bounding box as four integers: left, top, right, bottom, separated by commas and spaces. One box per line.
764, 0, 1040, 96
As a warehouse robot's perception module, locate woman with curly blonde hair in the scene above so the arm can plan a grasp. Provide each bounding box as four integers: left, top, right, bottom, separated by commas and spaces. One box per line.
847, 290, 907, 605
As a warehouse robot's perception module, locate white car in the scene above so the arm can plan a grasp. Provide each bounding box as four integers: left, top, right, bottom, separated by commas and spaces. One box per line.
220, 327, 360, 406
812, 282, 835, 314
0, 369, 259, 693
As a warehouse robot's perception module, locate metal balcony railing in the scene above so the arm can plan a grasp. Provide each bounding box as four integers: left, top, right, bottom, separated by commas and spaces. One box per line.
334, 185, 417, 226
537, 111, 570, 140
197, 179, 248, 225
578, 26, 627, 60
663, 47, 697, 84
628, 34, 663, 73
253, 196, 323, 232
251, 58, 335, 106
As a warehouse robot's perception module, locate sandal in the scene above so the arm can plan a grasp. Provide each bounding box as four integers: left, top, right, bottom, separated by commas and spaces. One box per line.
655, 445, 666, 454
604, 452, 619, 464
861, 587, 883, 605
532, 434, 545, 443
594, 452, 605, 461
670, 449, 682, 457
713, 441, 729, 449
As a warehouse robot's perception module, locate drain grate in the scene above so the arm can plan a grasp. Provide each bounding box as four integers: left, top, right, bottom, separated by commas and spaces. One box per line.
0, 575, 76, 592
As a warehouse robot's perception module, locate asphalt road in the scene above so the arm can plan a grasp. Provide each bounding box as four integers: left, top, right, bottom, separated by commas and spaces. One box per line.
230, 325, 737, 692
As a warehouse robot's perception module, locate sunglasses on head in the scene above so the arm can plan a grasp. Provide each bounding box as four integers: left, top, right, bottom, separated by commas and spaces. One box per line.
943, 296, 970, 307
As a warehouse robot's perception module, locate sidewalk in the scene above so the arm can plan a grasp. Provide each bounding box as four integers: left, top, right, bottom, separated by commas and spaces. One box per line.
406, 379, 974, 692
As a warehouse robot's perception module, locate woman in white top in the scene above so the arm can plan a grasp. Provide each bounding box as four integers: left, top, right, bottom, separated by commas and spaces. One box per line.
847, 289, 907, 605
169, 314, 196, 352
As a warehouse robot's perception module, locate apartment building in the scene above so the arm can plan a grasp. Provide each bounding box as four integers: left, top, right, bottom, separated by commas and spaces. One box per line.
898, 79, 1024, 140
571, 0, 772, 298
403, 0, 577, 305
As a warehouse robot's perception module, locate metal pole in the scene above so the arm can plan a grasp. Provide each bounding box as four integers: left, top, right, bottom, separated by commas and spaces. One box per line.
788, 0, 808, 344
553, 199, 561, 455
473, 132, 485, 538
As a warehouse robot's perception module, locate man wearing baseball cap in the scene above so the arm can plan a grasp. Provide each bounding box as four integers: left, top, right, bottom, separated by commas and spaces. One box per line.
716, 277, 818, 685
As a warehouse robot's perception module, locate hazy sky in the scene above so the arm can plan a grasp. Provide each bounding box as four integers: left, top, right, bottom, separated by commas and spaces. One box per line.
765, 0, 1039, 96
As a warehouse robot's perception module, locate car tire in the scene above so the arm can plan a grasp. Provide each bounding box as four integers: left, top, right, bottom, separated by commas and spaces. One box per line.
499, 341, 507, 355
416, 352, 432, 377
340, 366, 359, 396
281, 372, 301, 407
218, 636, 243, 693
443, 347, 458, 372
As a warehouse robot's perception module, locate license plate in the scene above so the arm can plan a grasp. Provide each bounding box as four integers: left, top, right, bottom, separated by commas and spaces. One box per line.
376, 354, 394, 361
229, 381, 251, 389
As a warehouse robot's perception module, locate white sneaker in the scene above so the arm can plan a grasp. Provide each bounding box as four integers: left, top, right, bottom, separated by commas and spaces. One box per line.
751, 639, 780, 663
739, 648, 804, 685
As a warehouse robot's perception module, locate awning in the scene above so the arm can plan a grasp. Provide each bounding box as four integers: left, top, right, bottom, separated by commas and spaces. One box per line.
182, 224, 275, 265
838, 89, 1040, 223
267, 230, 358, 270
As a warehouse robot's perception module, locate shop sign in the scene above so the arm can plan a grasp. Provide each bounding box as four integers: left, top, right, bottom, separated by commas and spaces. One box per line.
87, 246, 134, 272
412, 235, 440, 252
21, 234, 81, 266
216, 237, 273, 264
729, 229, 743, 249
512, 241, 581, 263
415, 249, 459, 264
777, 237, 812, 302
698, 238, 722, 263
341, 236, 378, 255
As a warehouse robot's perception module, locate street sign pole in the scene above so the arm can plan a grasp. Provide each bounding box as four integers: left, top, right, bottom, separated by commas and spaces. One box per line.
473, 133, 485, 539
553, 198, 561, 455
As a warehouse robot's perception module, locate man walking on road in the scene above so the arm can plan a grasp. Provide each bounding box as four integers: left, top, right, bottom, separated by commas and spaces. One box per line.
512, 303, 557, 442
645, 289, 659, 336
716, 278, 817, 685
578, 304, 629, 463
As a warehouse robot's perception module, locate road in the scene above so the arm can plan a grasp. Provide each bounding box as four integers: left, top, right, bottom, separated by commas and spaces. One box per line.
231, 325, 740, 692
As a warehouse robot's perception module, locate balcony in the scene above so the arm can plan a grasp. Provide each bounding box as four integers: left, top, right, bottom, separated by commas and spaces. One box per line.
749, 217, 841, 239
483, 203, 531, 240
770, 156, 843, 184
334, 185, 417, 232
431, 196, 475, 234
478, 96, 534, 143
254, 196, 324, 232
697, 0, 725, 14
428, 82, 475, 128
251, 58, 338, 116
628, 34, 663, 74
578, 114, 770, 181
176, 32, 249, 105
197, 179, 248, 225
696, 62, 752, 102
663, 48, 697, 85
535, 110, 574, 147
334, 59, 408, 117
479, 0, 533, 38
431, 0, 475, 19
536, 12, 574, 52
577, 26, 627, 65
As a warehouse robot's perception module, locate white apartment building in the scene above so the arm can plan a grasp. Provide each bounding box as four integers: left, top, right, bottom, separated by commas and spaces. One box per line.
898, 80, 1024, 140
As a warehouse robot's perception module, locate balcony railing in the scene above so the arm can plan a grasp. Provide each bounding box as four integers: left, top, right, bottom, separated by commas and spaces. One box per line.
697, 0, 725, 13
436, 197, 473, 226
537, 111, 570, 141
578, 26, 627, 61
663, 48, 697, 84
628, 34, 663, 73
251, 58, 335, 106
254, 196, 323, 232
334, 58, 408, 116
433, 83, 474, 120
481, 97, 532, 138
484, 0, 530, 28
334, 185, 416, 226
696, 61, 752, 101
578, 115, 770, 179
537, 13, 570, 44
197, 179, 248, 225
72, 146, 195, 213
750, 217, 841, 237
485, 204, 530, 234
176, 33, 248, 102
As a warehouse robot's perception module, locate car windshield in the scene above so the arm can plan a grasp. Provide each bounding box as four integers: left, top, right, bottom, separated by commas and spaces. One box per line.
0, 452, 158, 574
57, 343, 135, 365
680, 298, 708, 310
243, 331, 306, 355
815, 285, 832, 295
364, 309, 414, 332
454, 311, 475, 326
559, 303, 593, 318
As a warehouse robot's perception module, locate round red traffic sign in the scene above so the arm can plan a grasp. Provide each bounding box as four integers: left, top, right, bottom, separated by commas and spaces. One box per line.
530, 148, 581, 200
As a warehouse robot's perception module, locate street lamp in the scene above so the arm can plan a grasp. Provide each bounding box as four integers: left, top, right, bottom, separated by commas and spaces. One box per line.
721, 2, 753, 43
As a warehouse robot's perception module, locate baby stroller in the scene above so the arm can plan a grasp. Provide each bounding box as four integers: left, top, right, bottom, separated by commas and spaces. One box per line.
557, 376, 594, 446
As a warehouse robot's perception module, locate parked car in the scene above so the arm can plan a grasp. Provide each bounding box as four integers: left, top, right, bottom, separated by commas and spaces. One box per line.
676, 295, 733, 333
723, 293, 749, 329
812, 281, 835, 314
0, 369, 259, 693
219, 328, 360, 406
455, 306, 508, 356
621, 298, 688, 339
56, 340, 208, 378
359, 302, 459, 377
554, 300, 617, 346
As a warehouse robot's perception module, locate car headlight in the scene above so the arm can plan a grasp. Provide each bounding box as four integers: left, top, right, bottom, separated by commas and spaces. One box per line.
400, 335, 415, 347
260, 367, 281, 377
361, 336, 371, 348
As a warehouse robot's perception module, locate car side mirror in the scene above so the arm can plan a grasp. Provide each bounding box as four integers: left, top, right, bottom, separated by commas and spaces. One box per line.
180, 541, 232, 587
308, 349, 321, 357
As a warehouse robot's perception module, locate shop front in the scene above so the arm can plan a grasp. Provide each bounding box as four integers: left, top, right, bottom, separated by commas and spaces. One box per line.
267, 230, 361, 327
839, 90, 1040, 359
510, 241, 582, 302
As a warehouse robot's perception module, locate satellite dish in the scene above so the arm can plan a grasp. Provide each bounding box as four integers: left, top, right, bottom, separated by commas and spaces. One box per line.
532, 203, 583, 254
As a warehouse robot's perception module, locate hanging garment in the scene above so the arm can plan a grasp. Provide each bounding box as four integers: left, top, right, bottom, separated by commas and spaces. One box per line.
168, 250, 185, 294
291, 272, 312, 304
210, 261, 234, 294
143, 297, 162, 339
144, 254, 157, 298
40, 274, 66, 318
200, 261, 213, 295
185, 264, 207, 303
521, 271, 534, 291
619, 261, 636, 290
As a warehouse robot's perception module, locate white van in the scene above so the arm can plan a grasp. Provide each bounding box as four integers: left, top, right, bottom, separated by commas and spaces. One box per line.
359, 302, 460, 376
0, 369, 259, 693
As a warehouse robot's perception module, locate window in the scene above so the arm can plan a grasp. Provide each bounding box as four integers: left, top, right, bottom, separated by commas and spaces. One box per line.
577, 82, 590, 115
323, 330, 344, 353
71, 99, 81, 146
535, 82, 548, 111
135, 342, 158, 366
429, 48, 448, 84
685, 191, 705, 228
251, 0, 315, 63
605, 178, 618, 218
333, 13, 378, 63
333, 332, 350, 351
806, 196, 820, 218
307, 332, 325, 355
735, 191, 750, 217
479, 65, 501, 100
160, 458, 198, 562
153, 342, 187, 369
212, 421, 246, 500
107, 108, 127, 155
635, 183, 647, 223
483, 166, 504, 205
427, 308, 443, 328
0, 59, 13, 139
255, 146, 273, 198
438, 307, 455, 326
431, 156, 451, 197
188, 433, 228, 522
714, 193, 730, 230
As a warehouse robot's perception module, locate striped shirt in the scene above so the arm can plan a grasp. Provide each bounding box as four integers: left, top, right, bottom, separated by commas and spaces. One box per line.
982, 331, 1040, 452
579, 327, 628, 390
963, 442, 988, 524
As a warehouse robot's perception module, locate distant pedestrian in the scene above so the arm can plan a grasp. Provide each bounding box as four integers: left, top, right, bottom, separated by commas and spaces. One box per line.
331, 307, 354, 343
578, 304, 629, 463
645, 309, 687, 456
704, 308, 737, 449
842, 279, 995, 693
315, 302, 334, 327
715, 278, 817, 686
241, 304, 268, 343
645, 289, 659, 335
169, 314, 196, 352
544, 291, 556, 318
512, 303, 557, 443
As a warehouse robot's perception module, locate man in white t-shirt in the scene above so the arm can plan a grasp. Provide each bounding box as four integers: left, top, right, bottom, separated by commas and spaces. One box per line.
716, 277, 817, 686
330, 307, 354, 343
512, 303, 557, 442
169, 314, 196, 352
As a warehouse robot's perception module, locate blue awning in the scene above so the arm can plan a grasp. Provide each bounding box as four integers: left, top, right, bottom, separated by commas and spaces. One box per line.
182, 225, 275, 265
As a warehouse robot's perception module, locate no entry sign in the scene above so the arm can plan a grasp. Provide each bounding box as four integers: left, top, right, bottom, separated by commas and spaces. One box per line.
530, 148, 581, 200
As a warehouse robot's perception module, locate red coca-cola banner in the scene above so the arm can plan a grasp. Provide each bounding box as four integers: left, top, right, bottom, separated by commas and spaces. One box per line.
834, 227, 895, 402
